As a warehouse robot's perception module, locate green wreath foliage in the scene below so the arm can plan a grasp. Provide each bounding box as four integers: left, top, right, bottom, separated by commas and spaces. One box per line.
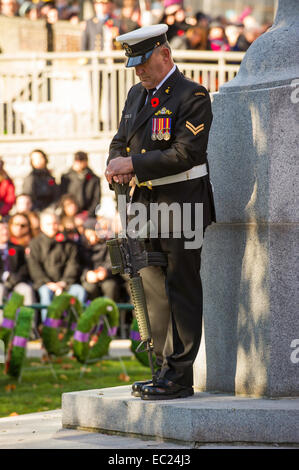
130, 317, 156, 369
0, 292, 24, 348
42, 292, 83, 357
6, 307, 35, 378
73, 297, 119, 364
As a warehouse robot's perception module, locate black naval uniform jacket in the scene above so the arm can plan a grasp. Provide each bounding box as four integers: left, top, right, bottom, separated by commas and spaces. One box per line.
108, 66, 216, 231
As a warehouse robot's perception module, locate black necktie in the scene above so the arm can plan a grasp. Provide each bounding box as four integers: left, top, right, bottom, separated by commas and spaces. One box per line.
138, 88, 156, 113
146, 88, 156, 106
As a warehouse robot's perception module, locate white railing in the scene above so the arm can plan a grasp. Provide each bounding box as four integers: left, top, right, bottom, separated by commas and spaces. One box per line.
0, 50, 244, 139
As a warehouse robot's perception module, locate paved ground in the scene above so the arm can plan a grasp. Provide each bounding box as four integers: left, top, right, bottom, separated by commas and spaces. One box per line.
0, 410, 194, 449
0, 409, 295, 449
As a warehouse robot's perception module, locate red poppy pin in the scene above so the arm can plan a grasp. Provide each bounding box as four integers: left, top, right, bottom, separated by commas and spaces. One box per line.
151, 97, 159, 108
86, 173, 92, 181
8, 248, 16, 256
106, 19, 113, 27
70, 297, 76, 305
48, 178, 55, 186
55, 233, 64, 242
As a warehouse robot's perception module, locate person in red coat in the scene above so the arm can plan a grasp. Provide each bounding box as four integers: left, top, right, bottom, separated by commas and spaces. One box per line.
0, 158, 15, 217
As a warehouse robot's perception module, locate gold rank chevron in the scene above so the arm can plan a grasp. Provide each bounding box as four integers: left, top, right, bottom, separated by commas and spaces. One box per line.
185, 121, 204, 135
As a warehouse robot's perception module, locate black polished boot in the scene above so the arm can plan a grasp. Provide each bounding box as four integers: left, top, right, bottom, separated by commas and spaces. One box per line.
140, 377, 194, 400
131, 369, 161, 397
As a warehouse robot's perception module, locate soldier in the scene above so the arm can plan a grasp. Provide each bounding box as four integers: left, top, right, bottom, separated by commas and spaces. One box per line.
105, 25, 216, 400
81, 0, 121, 53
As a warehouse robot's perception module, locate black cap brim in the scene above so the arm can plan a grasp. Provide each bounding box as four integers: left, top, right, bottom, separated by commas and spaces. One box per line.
125, 49, 155, 68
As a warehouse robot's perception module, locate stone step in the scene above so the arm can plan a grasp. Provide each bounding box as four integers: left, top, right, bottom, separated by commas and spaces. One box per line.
62, 386, 299, 445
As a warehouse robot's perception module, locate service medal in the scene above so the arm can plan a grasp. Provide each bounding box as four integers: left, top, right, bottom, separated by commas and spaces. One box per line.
151, 118, 158, 141
164, 131, 170, 141
157, 130, 164, 140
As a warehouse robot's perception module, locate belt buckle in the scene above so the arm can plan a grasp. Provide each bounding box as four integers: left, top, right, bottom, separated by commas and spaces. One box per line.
138, 180, 152, 190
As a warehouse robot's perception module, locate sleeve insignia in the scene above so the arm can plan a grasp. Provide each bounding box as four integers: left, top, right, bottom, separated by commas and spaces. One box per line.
185, 121, 204, 135
194, 91, 206, 97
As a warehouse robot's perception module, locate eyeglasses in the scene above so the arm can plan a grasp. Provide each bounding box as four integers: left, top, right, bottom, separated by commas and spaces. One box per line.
12, 223, 29, 228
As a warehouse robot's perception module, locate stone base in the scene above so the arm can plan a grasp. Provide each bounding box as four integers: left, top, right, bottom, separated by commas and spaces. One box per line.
62, 386, 299, 445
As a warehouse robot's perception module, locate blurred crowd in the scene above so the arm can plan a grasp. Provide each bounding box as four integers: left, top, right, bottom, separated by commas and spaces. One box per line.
0, 151, 129, 330
0, 0, 272, 52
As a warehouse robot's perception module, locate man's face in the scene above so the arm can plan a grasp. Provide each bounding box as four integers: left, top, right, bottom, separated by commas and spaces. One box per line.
73, 160, 88, 173
134, 47, 168, 90
94, 0, 114, 17
84, 229, 99, 245
31, 151, 46, 169
16, 195, 32, 213
40, 214, 58, 238
10, 215, 30, 237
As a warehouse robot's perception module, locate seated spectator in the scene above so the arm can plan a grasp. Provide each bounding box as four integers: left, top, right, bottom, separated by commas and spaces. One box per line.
57, 194, 80, 219
0, 158, 16, 217
60, 151, 101, 217
0, 218, 35, 312
74, 213, 86, 235
79, 217, 120, 301
14, 193, 33, 214
208, 21, 230, 51
23, 149, 59, 212
8, 213, 33, 248
27, 211, 40, 237
59, 215, 80, 243
27, 211, 86, 321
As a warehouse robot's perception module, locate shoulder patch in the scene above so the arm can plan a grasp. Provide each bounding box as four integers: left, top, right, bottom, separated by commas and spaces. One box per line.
186, 121, 204, 135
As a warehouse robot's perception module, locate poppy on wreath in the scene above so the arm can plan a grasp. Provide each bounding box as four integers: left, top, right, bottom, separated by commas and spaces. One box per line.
55, 233, 65, 242
151, 97, 159, 108
8, 248, 16, 256
48, 178, 55, 186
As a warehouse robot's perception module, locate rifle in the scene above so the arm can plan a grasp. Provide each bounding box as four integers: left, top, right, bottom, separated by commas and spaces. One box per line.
106, 182, 167, 382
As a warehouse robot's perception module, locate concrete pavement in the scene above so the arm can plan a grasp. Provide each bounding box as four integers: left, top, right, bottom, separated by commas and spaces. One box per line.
0, 409, 294, 449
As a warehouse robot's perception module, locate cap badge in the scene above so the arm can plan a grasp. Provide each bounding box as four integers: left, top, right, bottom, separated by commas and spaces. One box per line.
165, 87, 171, 94
123, 43, 133, 54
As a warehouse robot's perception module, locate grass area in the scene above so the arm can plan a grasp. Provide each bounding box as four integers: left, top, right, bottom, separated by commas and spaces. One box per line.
0, 353, 150, 418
